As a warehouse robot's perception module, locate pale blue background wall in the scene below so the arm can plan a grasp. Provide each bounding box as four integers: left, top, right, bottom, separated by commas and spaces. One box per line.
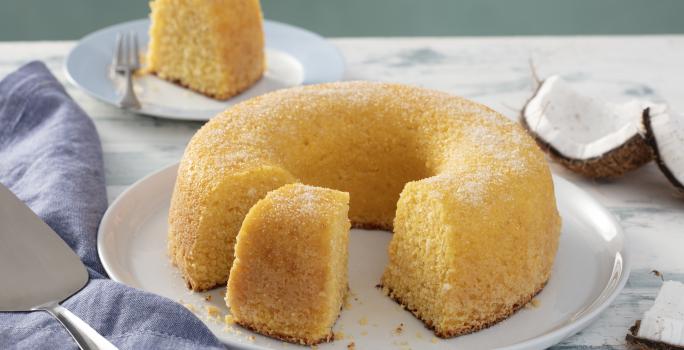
1, 0, 683, 40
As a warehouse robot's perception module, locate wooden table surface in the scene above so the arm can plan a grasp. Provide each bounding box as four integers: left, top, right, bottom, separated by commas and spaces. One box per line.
1, 36, 683, 349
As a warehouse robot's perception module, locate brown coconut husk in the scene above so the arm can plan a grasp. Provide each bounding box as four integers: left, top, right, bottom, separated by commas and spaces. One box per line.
520, 80, 654, 179
642, 107, 684, 191
626, 320, 684, 350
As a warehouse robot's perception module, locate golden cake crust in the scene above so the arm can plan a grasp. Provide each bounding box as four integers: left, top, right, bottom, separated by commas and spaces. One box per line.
382, 279, 548, 338
351, 222, 393, 231
169, 81, 561, 337
148, 71, 261, 101
234, 318, 333, 346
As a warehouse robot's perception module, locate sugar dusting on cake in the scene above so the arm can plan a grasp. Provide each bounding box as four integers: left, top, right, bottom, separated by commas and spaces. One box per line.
423, 115, 538, 206
264, 184, 346, 223
191, 80, 543, 207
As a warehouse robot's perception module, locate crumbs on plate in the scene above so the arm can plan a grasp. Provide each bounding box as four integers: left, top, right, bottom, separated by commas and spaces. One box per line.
394, 323, 404, 335
206, 305, 221, 318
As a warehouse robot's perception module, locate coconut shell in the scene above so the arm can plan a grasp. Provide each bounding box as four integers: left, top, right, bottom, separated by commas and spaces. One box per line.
520, 80, 654, 179
627, 320, 684, 350
520, 107, 653, 179
642, 107, 684, 192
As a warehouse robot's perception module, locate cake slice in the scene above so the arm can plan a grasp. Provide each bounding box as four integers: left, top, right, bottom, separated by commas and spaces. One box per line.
226, 183, 350, 345
381, 172, 559, 338
146, 0, 265, 99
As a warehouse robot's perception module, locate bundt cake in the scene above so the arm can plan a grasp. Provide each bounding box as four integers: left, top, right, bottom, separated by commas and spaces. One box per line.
146, 0, 265, 99
226, 183, 350, 345
167, 81, 561, 337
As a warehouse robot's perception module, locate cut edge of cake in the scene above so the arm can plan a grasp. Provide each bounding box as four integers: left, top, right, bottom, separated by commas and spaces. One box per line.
146, 0, 266, 100
226, 183, 350, 345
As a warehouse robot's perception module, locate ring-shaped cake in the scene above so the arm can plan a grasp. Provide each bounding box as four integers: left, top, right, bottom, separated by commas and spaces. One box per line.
168, 81, 561, 337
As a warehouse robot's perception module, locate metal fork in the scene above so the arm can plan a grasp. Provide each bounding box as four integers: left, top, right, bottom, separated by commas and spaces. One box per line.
114, 32, 141, 110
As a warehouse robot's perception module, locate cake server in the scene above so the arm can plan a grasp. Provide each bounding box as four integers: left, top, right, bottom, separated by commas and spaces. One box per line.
0, 183, 117, 350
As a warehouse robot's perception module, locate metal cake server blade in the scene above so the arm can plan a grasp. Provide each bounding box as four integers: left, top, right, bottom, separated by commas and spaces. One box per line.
0, 183, 117, 350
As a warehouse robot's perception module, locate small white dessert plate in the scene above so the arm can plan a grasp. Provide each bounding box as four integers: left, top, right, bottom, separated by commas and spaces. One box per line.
98, 164, 630, 350
65, 19, 344, 121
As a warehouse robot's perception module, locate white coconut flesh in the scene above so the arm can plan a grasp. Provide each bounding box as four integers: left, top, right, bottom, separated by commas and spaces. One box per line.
636, 280, 684, 346
524, 75, 651, 160
646, 108, 684, 189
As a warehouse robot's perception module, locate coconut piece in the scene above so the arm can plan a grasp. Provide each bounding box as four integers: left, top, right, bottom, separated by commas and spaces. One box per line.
626, 281, 684, 349
522, 75, 655, 178
643, 106, 684, 191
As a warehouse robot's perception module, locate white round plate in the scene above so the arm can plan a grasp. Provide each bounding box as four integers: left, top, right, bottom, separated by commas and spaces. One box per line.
98, 164, 629, 350
65, 19, 344, 121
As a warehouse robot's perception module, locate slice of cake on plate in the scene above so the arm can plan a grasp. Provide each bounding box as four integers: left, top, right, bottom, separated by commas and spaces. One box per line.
146, 0, 265, 99
226, 183, 350, 345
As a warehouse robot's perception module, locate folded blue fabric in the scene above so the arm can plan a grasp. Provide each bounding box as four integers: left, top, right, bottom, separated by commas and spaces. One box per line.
0, 61, 225, 350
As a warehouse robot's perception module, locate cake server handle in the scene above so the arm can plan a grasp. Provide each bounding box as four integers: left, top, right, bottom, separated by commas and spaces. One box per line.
38, 302, 118, 350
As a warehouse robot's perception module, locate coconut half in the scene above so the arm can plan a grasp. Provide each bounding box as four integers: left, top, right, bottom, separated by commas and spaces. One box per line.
627, 280, 684, 349
522, 75, 655, 178
643, 107, 684, 192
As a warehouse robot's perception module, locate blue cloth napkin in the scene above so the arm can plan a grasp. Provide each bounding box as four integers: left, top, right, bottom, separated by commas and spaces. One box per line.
0, 61, 225, 350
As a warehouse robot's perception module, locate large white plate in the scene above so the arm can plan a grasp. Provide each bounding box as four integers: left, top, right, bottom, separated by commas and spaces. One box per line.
64, 19, 345, 121
98, 164, 629, 350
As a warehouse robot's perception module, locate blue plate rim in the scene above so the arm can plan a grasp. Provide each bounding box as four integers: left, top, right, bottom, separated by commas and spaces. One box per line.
64, 18, 345, 121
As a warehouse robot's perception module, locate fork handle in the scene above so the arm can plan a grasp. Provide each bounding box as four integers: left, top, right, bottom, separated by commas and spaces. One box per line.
119, 69, 141, 110
41, 302, 118, 350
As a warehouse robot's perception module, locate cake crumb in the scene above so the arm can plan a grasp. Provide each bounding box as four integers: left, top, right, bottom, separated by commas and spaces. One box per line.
224, 326, 239, 335
431, 337, 439, 344
206, 305, 221, 318
224, 315, 235, 325
311, 345, 318, 350
334, 331, 345, 340
183, 303, 196, 312
415, 331, 423, 339
394, 323, 404, 335
358, 316, 368, 326
204, 295, 212, 301
380, 285, 391, 296
361, 330, 368, 336
526, 298, 541, 309
348, 289, 360, 304
248, 335, 256, 342
347, 342, 356, 350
